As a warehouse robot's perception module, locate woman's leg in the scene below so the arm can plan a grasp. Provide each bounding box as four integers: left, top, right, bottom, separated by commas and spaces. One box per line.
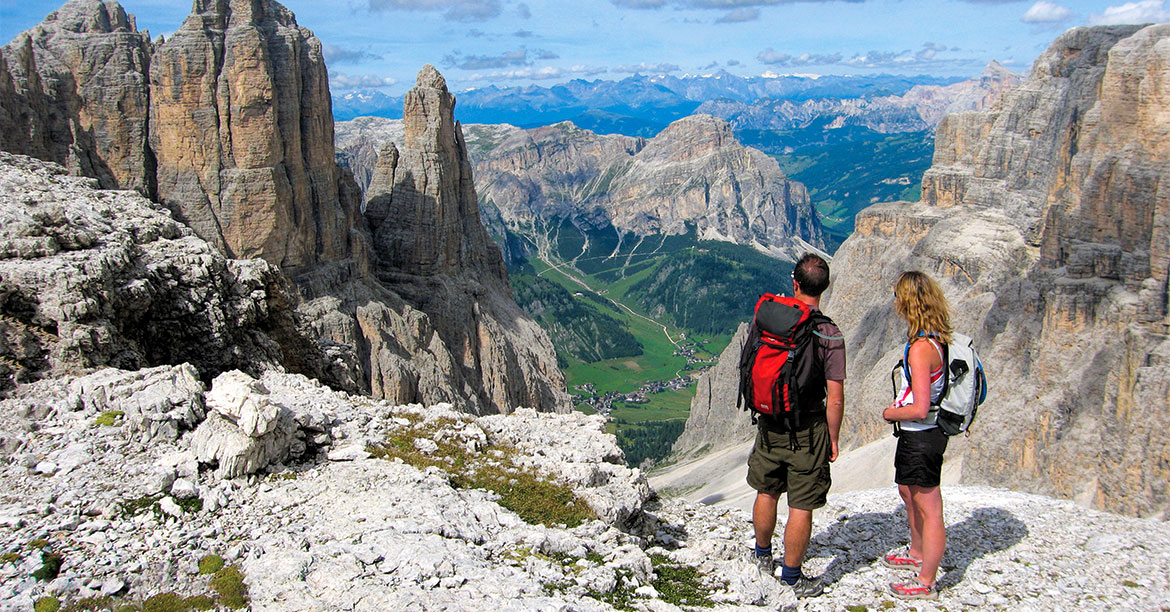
908, 484, 945, 585
898, 484, 924, 561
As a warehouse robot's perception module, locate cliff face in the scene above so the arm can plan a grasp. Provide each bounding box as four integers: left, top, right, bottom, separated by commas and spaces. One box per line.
0, 0, 154, 195
673, 25, 1170, 518
829, 24, 1170, 517
477, 115, 824, 260
365, 66, 507, 281
149, 0, 367, 278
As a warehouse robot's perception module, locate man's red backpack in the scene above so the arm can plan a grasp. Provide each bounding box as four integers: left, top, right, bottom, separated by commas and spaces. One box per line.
737, 294, 837, 438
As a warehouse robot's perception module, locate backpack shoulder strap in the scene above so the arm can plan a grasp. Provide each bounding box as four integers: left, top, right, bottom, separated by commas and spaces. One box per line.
808, 312, 844, 341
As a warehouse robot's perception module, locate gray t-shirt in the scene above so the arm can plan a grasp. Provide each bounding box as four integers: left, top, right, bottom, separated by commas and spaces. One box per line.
812, 308, 846, 381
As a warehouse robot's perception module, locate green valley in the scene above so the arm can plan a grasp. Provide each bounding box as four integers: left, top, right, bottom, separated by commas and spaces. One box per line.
739, 126, 934, 250
506, 220, 794, 468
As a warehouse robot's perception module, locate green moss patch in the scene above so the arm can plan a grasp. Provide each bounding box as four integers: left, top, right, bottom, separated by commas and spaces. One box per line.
209, 565, 249, 609
94, 411, 124, 427
34, 597, 61, 612
197, 554, 224, 575
649, 553, 716, 608
368, 415, 596, 528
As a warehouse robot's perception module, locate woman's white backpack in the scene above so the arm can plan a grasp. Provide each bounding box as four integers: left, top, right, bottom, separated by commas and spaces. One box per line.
891, 333, 988, 436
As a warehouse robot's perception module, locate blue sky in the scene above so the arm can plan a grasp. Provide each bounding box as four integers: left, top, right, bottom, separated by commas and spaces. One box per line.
3, 0, 1168, 95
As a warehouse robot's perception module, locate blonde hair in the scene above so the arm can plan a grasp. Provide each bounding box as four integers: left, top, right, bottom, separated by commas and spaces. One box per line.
894, 271, 953, 345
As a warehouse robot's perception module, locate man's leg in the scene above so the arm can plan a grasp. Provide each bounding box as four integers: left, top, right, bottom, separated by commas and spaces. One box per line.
782, 506, 812, 568
753, 491, 781, 548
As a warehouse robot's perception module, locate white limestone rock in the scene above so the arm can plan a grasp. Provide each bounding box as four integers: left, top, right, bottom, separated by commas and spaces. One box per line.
204, 371, 281, 438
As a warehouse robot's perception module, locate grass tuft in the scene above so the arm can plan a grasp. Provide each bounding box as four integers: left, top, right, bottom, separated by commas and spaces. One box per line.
94, 411, 124, 427
119, 495, 161, 518
368, 416, 596, 528
34, 597, 60, 612
140, 593, 185, 612
209, 565, 249, 609
197, 554, 224, 575
649, 553, 716, 608
62, 596, 114, 611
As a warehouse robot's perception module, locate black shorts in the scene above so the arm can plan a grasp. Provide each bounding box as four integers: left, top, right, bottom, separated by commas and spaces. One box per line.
894, 427, 948, 488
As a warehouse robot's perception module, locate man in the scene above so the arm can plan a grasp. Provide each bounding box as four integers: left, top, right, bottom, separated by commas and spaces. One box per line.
747, 253, 845, 598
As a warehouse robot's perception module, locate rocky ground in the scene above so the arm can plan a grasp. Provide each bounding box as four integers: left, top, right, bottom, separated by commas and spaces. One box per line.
1, 365, 1168, 611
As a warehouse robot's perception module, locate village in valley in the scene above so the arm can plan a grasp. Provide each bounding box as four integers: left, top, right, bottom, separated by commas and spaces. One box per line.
571, 339, 718, 416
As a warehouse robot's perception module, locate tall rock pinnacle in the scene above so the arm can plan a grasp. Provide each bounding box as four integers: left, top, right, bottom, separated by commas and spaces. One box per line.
366, 64, 506, 282
360, 64, 569, 415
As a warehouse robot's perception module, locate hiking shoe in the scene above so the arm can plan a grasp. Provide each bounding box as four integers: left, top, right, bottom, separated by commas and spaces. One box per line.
880, 548, 923, 572
753, 552, 775, 577
890, 578, 938, 600
786, 573, 824, 599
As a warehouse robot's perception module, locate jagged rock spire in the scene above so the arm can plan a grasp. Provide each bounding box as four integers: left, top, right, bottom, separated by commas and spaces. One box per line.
366, 64, 505, 281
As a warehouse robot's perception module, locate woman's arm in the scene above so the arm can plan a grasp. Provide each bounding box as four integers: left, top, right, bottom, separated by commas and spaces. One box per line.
882, 340, 939, 422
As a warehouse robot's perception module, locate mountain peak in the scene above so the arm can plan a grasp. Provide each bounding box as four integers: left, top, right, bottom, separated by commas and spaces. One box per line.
416, 63, 448, 92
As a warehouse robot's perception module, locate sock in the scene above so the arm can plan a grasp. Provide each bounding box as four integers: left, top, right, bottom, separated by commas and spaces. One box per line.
780, 564, 801, 585
753, 543, 772, 558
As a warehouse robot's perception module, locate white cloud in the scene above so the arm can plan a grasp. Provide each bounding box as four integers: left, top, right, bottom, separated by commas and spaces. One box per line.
330, 73, 399, 88
716, 8, 760, 22
466, 65, 609, 81
611, 62, 682, 74
1089, 0, 1170, 24
1022, 1, 1073, 23
757, 48, 844, 66
322, 44, 382, 64
366, 0, 501, 22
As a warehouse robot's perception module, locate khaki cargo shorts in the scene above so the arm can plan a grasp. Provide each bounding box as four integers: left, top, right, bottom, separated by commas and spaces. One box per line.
746, 419, 832, 510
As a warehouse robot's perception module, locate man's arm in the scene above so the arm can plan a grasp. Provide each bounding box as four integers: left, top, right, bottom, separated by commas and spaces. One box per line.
826, 379, 844, 462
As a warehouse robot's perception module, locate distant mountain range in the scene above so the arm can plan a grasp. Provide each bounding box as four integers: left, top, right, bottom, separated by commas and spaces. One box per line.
332, 70, 992, 136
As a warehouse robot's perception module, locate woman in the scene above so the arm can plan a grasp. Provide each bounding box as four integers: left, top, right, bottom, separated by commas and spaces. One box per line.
880, 270, 951, 600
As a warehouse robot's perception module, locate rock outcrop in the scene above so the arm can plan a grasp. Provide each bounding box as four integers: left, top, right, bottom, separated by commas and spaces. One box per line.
338, 114, 825, 262
0, 0, 154, 195
0, 152, 338, 392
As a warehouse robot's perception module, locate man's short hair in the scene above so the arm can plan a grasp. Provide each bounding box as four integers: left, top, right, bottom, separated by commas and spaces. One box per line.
794, 253, 830, 297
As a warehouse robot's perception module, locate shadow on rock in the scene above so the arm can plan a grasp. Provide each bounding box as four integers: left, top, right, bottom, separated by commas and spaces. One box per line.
936, 507, 1028, 589
807, 508, 908, 586
807, 504, 1028, 590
